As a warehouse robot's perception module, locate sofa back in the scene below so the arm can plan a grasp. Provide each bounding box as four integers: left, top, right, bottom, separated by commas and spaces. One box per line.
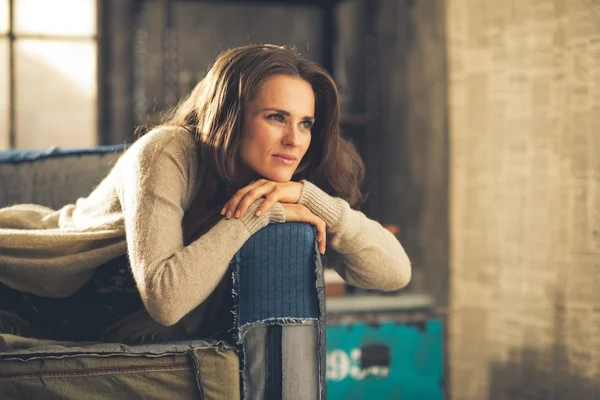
0, 146, 126, 209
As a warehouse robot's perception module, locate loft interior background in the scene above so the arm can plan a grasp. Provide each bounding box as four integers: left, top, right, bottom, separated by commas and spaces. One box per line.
0, 0, 449, 308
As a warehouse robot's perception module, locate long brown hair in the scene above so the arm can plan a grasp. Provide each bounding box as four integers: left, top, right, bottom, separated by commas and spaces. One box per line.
155, 44, 365, 207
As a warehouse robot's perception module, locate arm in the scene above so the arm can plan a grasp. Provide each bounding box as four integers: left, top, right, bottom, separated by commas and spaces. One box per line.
118, 132, 284, 326
298, 180, 411, 291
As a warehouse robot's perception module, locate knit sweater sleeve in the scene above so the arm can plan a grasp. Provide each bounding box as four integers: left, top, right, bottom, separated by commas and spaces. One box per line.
298, 180, 411, 291
118, 131, 285, 326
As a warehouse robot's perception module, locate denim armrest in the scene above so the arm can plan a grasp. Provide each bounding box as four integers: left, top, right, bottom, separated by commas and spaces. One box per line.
232, 222, 326, 400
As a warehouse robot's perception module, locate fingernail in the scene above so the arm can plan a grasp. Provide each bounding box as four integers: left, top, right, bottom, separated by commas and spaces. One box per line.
235, 210, 241, 218
220, 208, 225, 215
226, 211, 232, 219
255, 210, 262, 217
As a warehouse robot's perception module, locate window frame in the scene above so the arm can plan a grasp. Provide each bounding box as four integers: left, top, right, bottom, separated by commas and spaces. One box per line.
1, 0, 100, 149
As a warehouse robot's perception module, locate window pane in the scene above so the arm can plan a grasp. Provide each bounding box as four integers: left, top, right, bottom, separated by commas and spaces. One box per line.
15, 0, 96, 36
0, 39, 8, 150
15, 40, 97, 149
0, 0, 8, 34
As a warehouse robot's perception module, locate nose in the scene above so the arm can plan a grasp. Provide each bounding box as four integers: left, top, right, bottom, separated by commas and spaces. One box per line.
282, 124, 301, 147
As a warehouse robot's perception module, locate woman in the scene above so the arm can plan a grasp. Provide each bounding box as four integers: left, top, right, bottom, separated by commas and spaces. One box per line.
0, 44, 410, 343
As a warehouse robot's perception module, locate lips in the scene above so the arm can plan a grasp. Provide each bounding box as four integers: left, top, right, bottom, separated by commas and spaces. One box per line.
273, 154, 297, 161
273, 154, 297, 165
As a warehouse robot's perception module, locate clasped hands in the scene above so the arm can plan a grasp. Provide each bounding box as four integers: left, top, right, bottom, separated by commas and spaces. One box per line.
221, 179, 326, 254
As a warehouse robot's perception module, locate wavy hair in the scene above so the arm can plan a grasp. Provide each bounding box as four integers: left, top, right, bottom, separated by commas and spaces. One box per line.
154, 44, 365, 207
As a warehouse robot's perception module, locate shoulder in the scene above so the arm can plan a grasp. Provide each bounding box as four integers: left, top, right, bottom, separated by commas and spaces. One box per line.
114, 126, 203, 187
120, 126, 200, 172
132, 126, 198, 160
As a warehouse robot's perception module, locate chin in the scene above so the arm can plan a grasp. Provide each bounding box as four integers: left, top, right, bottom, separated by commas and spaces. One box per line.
260, 171, 293, 183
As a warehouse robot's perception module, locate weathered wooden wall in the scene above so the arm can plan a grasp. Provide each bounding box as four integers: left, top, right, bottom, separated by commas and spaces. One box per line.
447, 0, 600, 398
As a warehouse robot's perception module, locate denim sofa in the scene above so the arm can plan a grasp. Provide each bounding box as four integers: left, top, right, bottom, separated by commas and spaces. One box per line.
0, 145, 326, 399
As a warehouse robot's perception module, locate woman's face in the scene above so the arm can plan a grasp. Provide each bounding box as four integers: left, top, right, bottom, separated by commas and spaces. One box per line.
237, 74, 315, 184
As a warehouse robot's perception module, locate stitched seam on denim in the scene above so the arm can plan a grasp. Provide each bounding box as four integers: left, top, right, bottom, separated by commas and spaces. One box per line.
231, 256, 246, 400
0, 345, 234, 363
314, 240, 326, 400
230, 261, 240, 342
238, 317, 317, 331
274, 325, 283, 398
0, 363, 191, 381
264, 326, 270, 394
188, 350, 205, 400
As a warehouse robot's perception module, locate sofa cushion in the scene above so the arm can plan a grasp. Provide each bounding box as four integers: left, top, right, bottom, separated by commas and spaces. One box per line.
0, 339, 239, 400
0, 146, 125, 209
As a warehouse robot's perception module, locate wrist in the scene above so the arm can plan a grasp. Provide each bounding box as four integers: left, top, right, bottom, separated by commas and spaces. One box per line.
240, 199, 285, 234
298, 180, 345, 228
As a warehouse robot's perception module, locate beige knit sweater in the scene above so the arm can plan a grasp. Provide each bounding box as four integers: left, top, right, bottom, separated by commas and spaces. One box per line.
0, 127, 411, 327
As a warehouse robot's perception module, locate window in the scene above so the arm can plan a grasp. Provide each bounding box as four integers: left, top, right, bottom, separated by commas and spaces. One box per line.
0, 0, 98, 150
0, 0, 8, 148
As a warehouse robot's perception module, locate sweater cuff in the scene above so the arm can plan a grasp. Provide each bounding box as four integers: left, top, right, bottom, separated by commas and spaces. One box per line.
240, 199, 285, 235
298, 180, 345, 228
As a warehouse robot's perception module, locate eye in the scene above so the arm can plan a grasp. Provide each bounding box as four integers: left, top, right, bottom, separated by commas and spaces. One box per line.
301, 120, 314, 130
266, 113, 285, 123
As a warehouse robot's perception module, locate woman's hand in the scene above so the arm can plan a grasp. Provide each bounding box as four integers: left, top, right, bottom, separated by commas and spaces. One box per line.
221, 180, 325, 253
221, 179, 303, 219
281, 203, 327, 254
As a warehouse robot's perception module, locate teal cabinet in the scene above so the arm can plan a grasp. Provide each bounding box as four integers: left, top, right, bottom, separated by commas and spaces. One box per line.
326, 318, 444, 399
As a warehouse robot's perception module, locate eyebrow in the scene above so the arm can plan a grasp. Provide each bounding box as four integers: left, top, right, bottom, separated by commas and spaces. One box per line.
261, 108, 315, 120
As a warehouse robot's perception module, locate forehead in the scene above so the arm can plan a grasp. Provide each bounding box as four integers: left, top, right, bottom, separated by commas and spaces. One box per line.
250, 75, 315, 115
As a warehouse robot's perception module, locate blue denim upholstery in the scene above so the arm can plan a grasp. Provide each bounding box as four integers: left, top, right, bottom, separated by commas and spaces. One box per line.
232, 223, 320, 326
232, 223, 326, 400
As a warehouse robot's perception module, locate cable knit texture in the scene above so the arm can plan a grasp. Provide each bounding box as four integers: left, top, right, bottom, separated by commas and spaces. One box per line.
0, 127, 410, 328
240, 199, 285, 234
298, 180, 411, 292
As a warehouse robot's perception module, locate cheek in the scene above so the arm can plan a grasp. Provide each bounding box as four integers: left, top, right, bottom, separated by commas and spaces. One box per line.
242, 119, 263, 146
256, 122, 281, 147
241, 121, 276, 159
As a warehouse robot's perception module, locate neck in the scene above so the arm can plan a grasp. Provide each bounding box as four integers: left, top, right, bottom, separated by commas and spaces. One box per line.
232, 166, 259, 190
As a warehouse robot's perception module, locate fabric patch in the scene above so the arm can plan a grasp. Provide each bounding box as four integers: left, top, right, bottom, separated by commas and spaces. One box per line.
282, 323, 319, 400
231, 223, 320, 327
266, 325, 282, 399
231, 223, 326, 399
239, 324, 268, 399
0, 342, 239, 400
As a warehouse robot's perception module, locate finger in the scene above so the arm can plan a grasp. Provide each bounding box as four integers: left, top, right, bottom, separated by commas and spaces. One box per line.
255, 191, 281, 217
298, 208, 327, 254
220, 201, 228, 216
220, 198, 235, 216
317, 221, 327, 254
236, 183, 276, 218
224, 180, 264, 218
309, 217, 326, 255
